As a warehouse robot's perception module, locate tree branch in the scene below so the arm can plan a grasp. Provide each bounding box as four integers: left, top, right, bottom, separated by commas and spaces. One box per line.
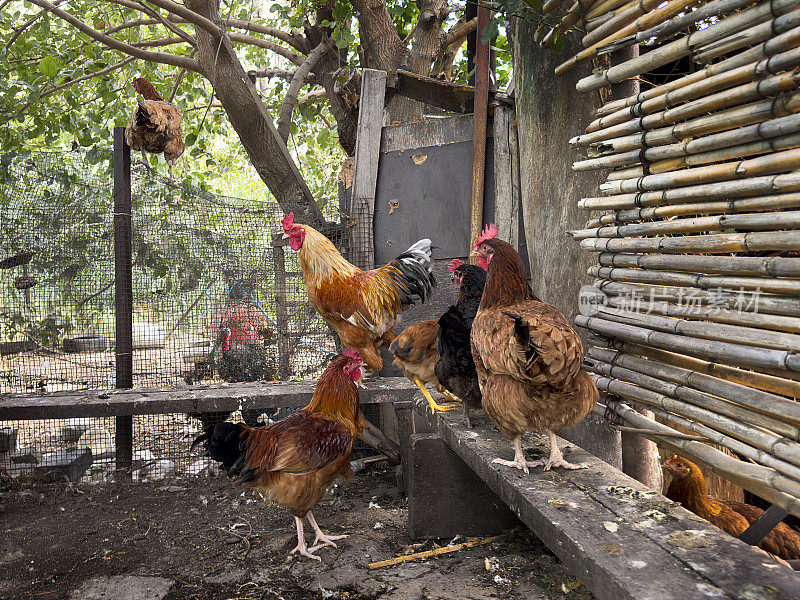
248, 68, 300, 81
135, 0, 197, 46
142, 0, 221, 37
27, 0, 202, 72
103, 18, 159, 36
224, 20, 307, 52
5, 2, 66, 51
277, 38, 329, 142
228, 32, 304, 65
131, 36, 194, 47
169, 48, 196, 102
443, 16, 477, 47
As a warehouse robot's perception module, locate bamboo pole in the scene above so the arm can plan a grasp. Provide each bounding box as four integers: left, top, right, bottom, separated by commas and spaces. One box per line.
574, 71, 800, 149
597, 251, 800, 278
592, 22, 800, 118
581, 229, 800, 254
368, 533, 511, 569
576, 1, 800, 92
554, 0, 704, 75
586, 46, 800, 134
599, 149, 800, 196
596, 397, 800, 516
586, 358, 800, 448
572, 209, 800, 240
581, 129, 800, 177
618, 341, 800, 398
585, 0, 633, 21
593, 305, 800, 352
574, 314, 800, 373
589, 374, 800, 484
578, 172, 800, 211
588, 347, 800, 424
592, 264, 800, 296
595, 280, 800, 317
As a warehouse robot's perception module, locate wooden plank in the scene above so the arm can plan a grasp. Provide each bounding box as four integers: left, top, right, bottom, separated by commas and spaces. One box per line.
392, 69, 475, 114
427, 409, 800, 600
350, 69, 387, 270
271, 239, 292, 380
113, 127, 133, 390
380, 114, 480, 153
492, 105, 520, 250
0, 378, 418, 420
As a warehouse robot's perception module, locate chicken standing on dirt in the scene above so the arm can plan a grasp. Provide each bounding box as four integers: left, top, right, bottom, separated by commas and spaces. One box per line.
193, 350, 365, 561
435, 259, 488, 426
390, 259, 486, 414
664, 455, 800, 560
470, 228, 597, 473
281, 212, 435, 373
125, 77, 184, 179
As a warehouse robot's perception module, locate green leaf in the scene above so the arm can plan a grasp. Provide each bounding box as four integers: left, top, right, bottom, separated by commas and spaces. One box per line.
39, 55, 60, 78
552, 35, 566, 55
481, 17, 500, 46
185, 132, 197, 146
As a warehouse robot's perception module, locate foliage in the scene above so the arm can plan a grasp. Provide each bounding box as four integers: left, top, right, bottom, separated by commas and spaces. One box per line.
486, 0, 569, 54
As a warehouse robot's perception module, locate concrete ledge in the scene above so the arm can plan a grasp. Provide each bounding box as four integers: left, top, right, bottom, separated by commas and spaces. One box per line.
427, 409, 800, 600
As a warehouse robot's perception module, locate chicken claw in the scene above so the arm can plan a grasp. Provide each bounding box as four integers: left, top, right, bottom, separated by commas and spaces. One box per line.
290, 516, 322, 561
414, 380, 457, 413
442, 391, 463, 403
531, 431, 588, 471
306, 511, 347, 549
492, 457, 542, 475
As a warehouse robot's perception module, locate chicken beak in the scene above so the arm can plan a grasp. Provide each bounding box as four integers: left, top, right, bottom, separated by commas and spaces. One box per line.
281, 232, 290, 239
469, 248, 480, 258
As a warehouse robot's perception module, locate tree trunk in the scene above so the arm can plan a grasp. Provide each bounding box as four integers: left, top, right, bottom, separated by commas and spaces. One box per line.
186, 0, 326, 227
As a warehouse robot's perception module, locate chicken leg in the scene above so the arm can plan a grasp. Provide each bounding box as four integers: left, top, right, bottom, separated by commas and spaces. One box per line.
306, 510, 347, 550
290, 516, 321, 561
526, 431, 588, 471
492, 436, 543, 475
413, 379, 456, 413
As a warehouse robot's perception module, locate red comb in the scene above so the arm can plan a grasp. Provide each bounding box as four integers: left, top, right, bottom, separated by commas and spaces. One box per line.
280, 213, 294, 232
475, 223, 499, 247
449, 258, 463, 272
343, 349, 361, 362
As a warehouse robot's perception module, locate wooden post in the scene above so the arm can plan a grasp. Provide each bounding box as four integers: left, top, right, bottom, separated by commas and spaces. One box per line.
393, 400, 414, 495
271, 238, 292, 380
113, 127, 133, 478
350, 69, 387, 270
468, 6, 492, 258
493, 105, 520, 250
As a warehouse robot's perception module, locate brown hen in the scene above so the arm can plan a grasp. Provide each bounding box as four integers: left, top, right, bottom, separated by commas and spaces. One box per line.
664, 455, 800, 561
470, 229, 597, 472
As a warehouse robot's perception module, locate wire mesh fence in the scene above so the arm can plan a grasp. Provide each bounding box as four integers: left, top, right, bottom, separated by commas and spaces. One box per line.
0, 149, 343, 394
0, 148, 359, 483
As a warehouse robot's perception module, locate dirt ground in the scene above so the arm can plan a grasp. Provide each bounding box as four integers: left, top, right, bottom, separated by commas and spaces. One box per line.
0, 466, 592, 600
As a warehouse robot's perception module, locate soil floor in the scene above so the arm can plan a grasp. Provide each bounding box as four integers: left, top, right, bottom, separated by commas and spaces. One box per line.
0, 466, 592, 600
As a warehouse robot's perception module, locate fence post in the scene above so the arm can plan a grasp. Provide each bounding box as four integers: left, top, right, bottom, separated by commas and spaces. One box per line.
271, 237, 292, 380
113, 127, 134, 479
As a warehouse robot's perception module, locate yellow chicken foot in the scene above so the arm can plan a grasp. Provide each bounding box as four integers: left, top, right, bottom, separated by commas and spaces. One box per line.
306, 510, 347, 550
492, 437, 542, 475
442, 390, 463, 403
290, 516, 321, 561
414, 379, 456, 413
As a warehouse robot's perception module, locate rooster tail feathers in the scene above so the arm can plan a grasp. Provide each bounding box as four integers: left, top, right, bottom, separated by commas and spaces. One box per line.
389, 238, 436, 305
135, 99, 152, 126
503, 311, 540, 365
193, 421, 245, 473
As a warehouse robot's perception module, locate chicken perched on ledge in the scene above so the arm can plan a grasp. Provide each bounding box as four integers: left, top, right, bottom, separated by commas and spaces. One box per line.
390, 259, 486, 414
470, 227, 597, 472
435, 259, 488, 425
663, 455, 800, 561
125, 77, 184, 179
281, 212, 435, 373
193, 350, 364, 561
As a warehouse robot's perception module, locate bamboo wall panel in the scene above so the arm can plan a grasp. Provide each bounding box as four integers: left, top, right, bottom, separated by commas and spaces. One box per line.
556, 0, 800, 514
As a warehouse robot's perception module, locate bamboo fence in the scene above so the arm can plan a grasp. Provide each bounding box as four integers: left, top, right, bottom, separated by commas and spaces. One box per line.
553, 0, 800, 515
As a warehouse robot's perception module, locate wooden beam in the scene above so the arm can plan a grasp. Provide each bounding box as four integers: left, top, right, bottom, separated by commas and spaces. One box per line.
350, 68, 387, 270
392, 69, 475, 114
492, 105, 521, 250
424, 409, 800, 599
0, 378, 418, 420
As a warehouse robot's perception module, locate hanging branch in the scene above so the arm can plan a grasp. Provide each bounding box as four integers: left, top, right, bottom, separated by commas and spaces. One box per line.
277, 38, 330, 142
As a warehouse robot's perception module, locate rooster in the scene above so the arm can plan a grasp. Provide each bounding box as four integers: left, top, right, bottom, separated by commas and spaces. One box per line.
470, 227, 598, 472
193, 350, 364, 561
125, 77, 185, 179
663, 455, 800, 561
390, 259, 486, 413
281, 213, 435, 372
434, 259, 488, 425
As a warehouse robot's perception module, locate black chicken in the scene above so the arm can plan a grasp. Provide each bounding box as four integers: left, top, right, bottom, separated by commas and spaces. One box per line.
434, 260, 487, 426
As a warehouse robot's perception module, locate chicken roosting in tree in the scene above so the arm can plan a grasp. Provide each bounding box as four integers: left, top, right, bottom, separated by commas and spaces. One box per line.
470, 226, 598, 473
125, 77, 185, 179
193, 350, 365, 561
281, 212, 435, 373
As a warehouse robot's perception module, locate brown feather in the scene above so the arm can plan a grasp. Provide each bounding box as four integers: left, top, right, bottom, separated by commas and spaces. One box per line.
390, 319, 442, 390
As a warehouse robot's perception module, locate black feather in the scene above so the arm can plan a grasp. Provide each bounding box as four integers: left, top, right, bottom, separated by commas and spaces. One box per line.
192, 421, 245, 473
